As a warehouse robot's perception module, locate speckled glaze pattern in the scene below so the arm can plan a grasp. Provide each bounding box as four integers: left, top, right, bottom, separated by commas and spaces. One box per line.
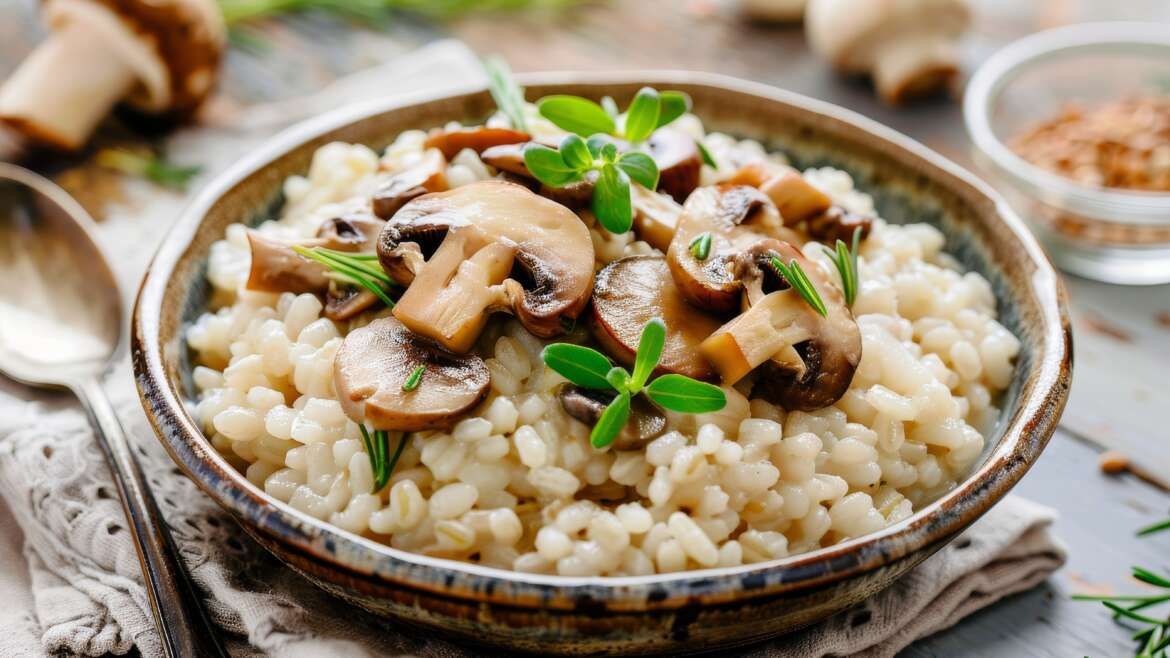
132, 72, 1072, 655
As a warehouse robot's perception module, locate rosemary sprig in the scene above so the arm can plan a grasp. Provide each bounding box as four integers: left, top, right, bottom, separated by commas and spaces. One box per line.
292, 245, 397, 309
1074, 515, 1170, 657
769, 255, 828, 318
401, 365, 425, 392
358, 425, 409, 493
823, 225, 862, 306
484, 57, 528, 133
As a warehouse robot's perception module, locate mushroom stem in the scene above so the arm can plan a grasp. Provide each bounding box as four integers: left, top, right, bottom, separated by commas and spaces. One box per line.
0, 22, 138, 150
871, 32, 959, 104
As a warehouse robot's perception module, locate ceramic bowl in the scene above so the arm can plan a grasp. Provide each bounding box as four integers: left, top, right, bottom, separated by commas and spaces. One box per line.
132, 71, 1072, 655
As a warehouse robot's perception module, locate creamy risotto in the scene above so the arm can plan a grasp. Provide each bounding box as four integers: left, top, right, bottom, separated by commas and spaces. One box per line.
187, 100, 1018, 576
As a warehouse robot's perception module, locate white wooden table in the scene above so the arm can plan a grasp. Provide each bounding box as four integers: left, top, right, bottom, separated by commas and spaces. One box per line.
3, 0, 1170, 655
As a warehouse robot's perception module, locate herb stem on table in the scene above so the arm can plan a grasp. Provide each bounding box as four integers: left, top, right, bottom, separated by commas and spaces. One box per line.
95, 148, 202, 190
542, 318, 726, 449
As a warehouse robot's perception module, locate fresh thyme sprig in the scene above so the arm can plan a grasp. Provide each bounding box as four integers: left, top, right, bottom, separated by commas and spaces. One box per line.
1074, 515, 1170, 657
357, 425, 408, 493
484, 56, 528, 133
542, 318, 726, 449
291, 245, 397, 308
770, 255, 828, 317
823, 226, 862, 306
95, 148, 202, 190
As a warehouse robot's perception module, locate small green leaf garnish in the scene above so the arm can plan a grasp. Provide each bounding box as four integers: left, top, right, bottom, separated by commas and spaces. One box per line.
592, 164, 633, 234
629, 318, 665, 393
537, 95, 616, 137
688, 232, 712, 261
541, 343, 614, 389
559, 134, 593, 171
696, 139, 718, 169
402, 365, 425, 392
606, 366, 630, 391
824, 226, 862, 306
522, 143, 585, 187
358, 425, 408, 493
484, 56, 528, 133
657, 91, 691, 129
292, 245, 396, 309
645, 375, 727, 413
590, 391, 631, 449
770, 255, 828, 318
623, 87, 661, 143
616, 151, 659, 190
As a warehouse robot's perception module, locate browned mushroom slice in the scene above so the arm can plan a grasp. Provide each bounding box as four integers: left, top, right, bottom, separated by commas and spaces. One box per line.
371, 148, 448, 219
592, 255, 721, 381
324, 288, 379, 322
726, 162, 833, 226
316, 208, 386, 251
378, 180, 594, 353
646, 128, 702, 203
558, 384, 667, 451
480, 142, 530, 177
244, 231, 329, 294
700, 242, 861, 410
806, 205, 874, 243
334, 317, 490, 431
631, 183, 683, 252
666, 184, 800, 314
423, 127, 530, 160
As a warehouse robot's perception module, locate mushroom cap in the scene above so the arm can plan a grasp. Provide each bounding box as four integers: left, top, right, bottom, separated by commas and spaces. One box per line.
557, 384, 667, 451
645, 128, 702, 203
423, 126, 530, 160
333, 317, 490, 431
666, 183, 800, 314
805, 0, 969, 71
592, 255, 722, 381
371, 148, 448, 219
377, 180, 594, 347
244, 230, 329, 295
631, 183, 683, 252
46, 0, 225, 115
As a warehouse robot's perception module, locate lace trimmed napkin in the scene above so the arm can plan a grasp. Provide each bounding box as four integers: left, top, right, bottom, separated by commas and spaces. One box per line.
0, 39, 1067, 658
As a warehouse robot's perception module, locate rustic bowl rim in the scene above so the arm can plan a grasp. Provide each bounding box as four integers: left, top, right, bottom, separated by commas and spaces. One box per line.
133, 70, 1072, 604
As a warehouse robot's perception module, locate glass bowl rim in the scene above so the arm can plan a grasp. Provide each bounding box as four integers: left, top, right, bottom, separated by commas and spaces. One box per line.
963, 21, 1170, 224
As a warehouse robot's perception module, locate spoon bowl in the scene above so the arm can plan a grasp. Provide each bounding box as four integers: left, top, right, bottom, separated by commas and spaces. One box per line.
0, 162, 120, 386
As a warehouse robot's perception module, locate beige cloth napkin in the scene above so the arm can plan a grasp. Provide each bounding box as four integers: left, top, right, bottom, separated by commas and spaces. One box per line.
0, 39, 1067, 658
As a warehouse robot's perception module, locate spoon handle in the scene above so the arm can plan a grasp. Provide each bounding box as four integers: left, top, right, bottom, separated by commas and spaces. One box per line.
72, 377, 230, 658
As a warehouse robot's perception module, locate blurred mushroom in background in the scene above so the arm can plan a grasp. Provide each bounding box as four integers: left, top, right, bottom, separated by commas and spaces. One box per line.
0, 0, 225, 152
805, 0, 971, 104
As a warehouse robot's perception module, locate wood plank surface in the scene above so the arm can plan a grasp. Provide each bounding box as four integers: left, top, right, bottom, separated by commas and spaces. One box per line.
2, 0, 1170, 656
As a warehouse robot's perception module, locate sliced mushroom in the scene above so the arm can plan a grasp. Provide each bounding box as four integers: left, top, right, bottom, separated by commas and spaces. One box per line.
700, 241, 861, 410
480, 142, 530, 177
645, 128, 702, 203
324, 288, 379, 322
371, 148, 448, 219
665, 183, 800, 314
726, 162, 833, 225
378, 180, 594, 353
806, 205, 874, 243
631, 183, 683, 252
334, 317, 490, 431
592, 255, 722, 381
244, 231, 329, 294
423, 126, 530, 160
558, 384, 667, 451
316, 208, 385, 250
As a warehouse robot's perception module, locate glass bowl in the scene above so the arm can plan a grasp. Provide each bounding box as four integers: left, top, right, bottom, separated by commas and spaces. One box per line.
964, 22, 1170, 285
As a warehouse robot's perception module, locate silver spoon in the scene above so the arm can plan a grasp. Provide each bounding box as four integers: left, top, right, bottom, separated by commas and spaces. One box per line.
0, 162, 228, 658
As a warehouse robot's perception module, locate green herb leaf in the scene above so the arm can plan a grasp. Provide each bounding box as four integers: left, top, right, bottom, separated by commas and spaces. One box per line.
484, 56, 528, 133
600, 142, 620, 164
770, 255, 829, 318
523, 143, 584, 187
645, 374, 726, 413
623, 87, 661, 143
359, 426, 408, 493
606, 366, 631, 391
1138, 517, 1170, 537
586, 134, 615, 158
696, 139, 718, 169
824, 225, 862, 306
402, 365, 425, 392
590, 391, 631, 449
293, 245, 396, 309
688, 232, 712, 261
537, 95, 616, 137
559, 134, 593, 171
592, 164, 633, 234
601, 95, 620, 119
541, 343, 615, 390
657, 90, 691, 128
616, 151, 659, 190
629, 317, 665, 393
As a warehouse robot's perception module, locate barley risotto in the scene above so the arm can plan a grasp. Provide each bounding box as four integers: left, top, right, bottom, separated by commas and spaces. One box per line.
186, 85, 1019, 577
